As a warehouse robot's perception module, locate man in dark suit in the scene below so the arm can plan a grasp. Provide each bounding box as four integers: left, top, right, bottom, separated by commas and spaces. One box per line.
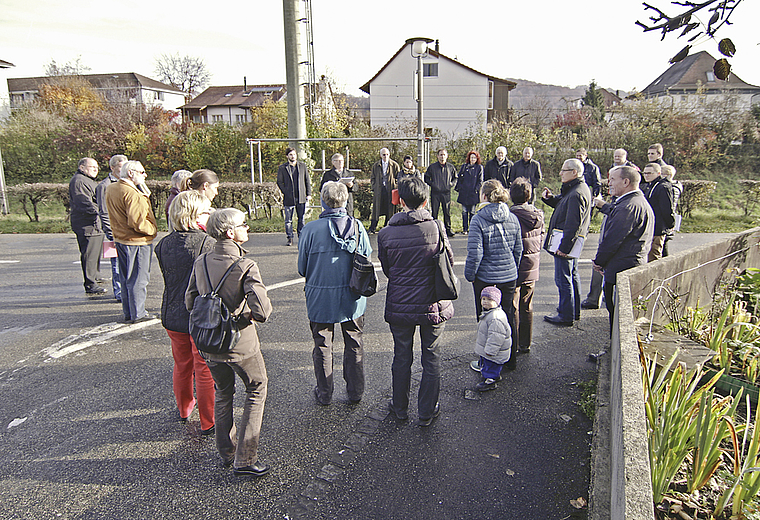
592, 166, 654, 330
276, 147, 312, 246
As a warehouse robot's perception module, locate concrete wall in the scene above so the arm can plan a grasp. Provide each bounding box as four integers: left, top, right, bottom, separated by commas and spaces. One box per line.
591, 227, 760, 519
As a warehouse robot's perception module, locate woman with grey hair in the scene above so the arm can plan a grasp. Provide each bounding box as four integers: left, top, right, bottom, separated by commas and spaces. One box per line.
320, 153, 354, 216
185, 208, 272, 476
165, 169, 193, 228
155, 191, 215, 434
298, 181, 372, 405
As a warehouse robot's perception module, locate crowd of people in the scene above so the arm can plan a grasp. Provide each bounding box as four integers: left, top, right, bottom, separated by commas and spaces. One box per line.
66, 141, 679, 477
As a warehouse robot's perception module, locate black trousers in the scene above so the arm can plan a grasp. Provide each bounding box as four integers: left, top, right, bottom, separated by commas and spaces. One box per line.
430, 191, 452, 234
74, 230, 104, 291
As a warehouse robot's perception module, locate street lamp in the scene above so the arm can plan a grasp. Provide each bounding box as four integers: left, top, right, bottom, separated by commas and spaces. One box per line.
406, 37, 433, 169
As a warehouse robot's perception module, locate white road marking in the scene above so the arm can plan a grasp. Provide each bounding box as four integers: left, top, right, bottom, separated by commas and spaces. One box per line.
7, 417, 27, 429
43, 319, 159, 359
0, 260, 20, 264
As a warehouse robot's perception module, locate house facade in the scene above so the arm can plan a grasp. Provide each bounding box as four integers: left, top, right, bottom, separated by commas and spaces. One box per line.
641, 51, 760, 110
7, 73, 186, 112
180, 84, 286, 124
360, 41, 516, 137
0, 59, 14, 119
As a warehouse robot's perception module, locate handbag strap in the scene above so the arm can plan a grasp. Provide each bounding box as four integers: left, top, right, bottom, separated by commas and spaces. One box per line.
433, 219, 445, 254
202, 254, 244, 296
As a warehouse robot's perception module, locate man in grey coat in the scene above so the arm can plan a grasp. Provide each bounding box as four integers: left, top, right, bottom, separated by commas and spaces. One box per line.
592, 166, 654, 329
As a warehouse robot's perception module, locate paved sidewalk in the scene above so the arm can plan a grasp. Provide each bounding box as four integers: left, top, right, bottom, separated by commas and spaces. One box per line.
0, 232, 729, 519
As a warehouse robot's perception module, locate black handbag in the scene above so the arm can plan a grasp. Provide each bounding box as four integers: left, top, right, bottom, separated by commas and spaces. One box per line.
432, 220, 460, 300
348, 218, 377, 297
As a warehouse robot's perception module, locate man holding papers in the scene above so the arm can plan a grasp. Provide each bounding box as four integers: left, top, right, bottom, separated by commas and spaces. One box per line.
592, 166, 654, 330
540, 158, 591, 326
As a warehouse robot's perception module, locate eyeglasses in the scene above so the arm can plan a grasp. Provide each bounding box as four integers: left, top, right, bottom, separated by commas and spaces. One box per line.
560, 169, 575, 173
130, 169, 146, 175
235, 223, 249, 230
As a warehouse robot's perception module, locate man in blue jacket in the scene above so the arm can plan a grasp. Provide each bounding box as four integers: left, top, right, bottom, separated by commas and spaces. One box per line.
592, 166, 654, 329
298, 182, 371, 406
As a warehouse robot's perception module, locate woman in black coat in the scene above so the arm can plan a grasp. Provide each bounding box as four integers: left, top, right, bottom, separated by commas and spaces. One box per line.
154, 190, 216, 433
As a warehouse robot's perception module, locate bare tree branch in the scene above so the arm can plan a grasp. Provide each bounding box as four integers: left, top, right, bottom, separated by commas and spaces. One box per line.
153, 53, 211, 98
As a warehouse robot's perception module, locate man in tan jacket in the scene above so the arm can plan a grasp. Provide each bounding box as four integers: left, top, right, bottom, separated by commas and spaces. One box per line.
105, 160, 158, 323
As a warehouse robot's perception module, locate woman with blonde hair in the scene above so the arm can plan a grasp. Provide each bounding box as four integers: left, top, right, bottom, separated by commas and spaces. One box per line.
154, 190, 216, 434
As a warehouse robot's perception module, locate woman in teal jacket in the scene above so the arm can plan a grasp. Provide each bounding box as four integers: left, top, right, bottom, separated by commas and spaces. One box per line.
298, 181, 372, 405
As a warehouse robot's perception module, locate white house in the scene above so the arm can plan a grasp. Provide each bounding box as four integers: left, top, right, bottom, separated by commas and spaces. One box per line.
180, 84, 286, 124
641, 50, 760, 110
360, 40, 516, 137
7, 72, 187, 113
0, 59, 14, 119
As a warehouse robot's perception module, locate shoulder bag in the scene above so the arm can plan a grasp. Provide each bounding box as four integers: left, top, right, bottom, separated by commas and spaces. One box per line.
432, 219, 460, 300
348, 218, 377, 297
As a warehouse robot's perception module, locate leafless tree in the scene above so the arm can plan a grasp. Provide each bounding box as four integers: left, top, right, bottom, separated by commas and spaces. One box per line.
636, 0, 744, 77
153, 53, 211, 98
43, 56, 91, 77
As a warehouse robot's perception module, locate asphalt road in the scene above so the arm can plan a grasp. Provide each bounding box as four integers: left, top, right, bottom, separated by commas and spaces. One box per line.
0, 230, 732, 520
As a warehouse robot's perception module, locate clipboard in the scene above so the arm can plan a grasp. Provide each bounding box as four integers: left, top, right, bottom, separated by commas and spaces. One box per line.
547, 229, 585, 259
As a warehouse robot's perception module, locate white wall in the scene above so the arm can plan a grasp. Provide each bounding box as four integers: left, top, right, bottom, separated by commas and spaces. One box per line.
0, 72, 11, 120
206, 106, 250, 124
369, 49, 489, 137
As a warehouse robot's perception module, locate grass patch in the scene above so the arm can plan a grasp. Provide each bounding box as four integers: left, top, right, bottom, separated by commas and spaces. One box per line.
577, 378, 597, 421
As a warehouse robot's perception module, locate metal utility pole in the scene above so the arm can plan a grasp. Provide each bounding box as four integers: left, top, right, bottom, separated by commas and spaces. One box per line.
283, 0, 308, 161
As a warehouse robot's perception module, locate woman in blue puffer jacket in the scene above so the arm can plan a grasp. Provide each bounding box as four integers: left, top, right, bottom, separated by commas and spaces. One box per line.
465, 179, 523, 369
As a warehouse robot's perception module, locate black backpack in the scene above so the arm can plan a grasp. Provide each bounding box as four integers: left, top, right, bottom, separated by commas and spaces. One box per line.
189, 255, 244, 354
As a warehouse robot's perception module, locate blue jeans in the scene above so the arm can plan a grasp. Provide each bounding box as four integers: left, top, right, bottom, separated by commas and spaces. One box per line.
480, 356, 503, 379
109, 257, 121, 300
554, 255, 581, 322
389, 322, 445, 420
283, 204, 306, 239
106, 234, 121, 300
116, 242, 153, 321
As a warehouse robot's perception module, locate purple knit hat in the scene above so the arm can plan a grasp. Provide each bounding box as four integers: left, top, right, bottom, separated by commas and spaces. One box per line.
480, 286, 502, 305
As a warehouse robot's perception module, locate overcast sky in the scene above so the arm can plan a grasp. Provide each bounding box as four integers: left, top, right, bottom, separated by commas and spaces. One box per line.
3, 0, 759, 97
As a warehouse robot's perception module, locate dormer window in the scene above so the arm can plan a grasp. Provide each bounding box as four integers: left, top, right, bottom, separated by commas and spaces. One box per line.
224, 93, 233, 97
706, 72, 716, 82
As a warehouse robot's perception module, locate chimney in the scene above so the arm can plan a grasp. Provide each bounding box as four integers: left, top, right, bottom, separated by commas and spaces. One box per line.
244, 76, 247, 91
435, 40, 439, 53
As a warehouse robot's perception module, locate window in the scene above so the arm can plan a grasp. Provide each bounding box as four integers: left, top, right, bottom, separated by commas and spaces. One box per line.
423, 63, 438, 77
212, 115, 224, 123
488, 81, 494, 110
192, 116, 201, 123
236, 114, 247, 124
706, 72, 716, 82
